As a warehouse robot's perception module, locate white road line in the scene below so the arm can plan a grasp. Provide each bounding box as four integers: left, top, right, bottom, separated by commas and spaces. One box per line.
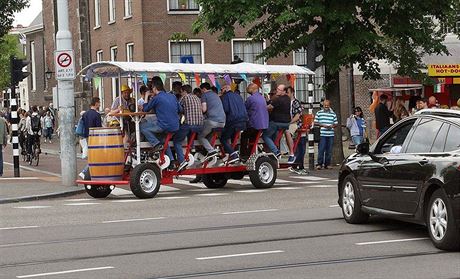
110, 188, 133, 196
227, 180, 252, 186
102, 217, 165, 224
196, 250, 284, 260
110, 199, 146, 203
0, 177, 39, 180
4, 162, 61, 177
356, 237, 429, 246
159, 185, 182, 191
64, 202, 101, 206
13, 206, 52, 209
0, 226, 39, 230
273, 187, 302, 190
172, 179, 206, 188
329, 204, 340, 208
235, 190, 269, 193
16, 266, 115, 278
195, 193, 229, 197
291, 175, 328, 181
221, 209, 278, 215
308, 185, 335, 188
328, 179, 339, 182
0, 242, 44, 248
156, 196, 189, 200
64, 198, 93, 202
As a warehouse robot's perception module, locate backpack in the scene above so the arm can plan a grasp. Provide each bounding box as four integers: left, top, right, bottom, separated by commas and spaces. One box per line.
75, 117, 86, 137
31, 115, 41, 132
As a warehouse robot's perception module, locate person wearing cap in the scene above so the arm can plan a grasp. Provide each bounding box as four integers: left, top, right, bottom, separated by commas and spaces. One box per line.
110, 84, 135, 115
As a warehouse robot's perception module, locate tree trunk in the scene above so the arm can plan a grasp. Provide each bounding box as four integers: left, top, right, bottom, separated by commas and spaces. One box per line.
324, 70, 345, 165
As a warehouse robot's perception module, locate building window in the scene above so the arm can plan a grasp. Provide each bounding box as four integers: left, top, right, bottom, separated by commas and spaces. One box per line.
110, 46, 118, 100
294, 48, 324, 103
30, 41, 36, 91
108, 0, 116, 22
169, 40, 203, 86
96, 50, 104, 109
126, 43, 134, 62
168, 0, 199, 11
94, 0, 101, 27
124, 0, 132, 18
232, 40, 264, 64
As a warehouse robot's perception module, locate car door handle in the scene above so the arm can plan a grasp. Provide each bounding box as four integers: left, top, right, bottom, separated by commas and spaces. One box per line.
419, 158, 429, 165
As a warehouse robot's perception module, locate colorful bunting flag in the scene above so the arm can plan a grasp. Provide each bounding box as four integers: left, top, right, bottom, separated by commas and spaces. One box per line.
178, 72, 188, 84
215, 79, 221, 92
289, 74, 296, 87
240, 73, 249, 83
271, 73, 281, 81
159, 73, 166, 84
231, 82, 238, 92
208, 74, 216, 86
194, 73, 201, 86
223, 74, 232, 85
253, 77, 262, 88
141, 72, 148, 85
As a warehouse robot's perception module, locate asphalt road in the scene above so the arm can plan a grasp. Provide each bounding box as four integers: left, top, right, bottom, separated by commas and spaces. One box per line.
1, 172, 459, 279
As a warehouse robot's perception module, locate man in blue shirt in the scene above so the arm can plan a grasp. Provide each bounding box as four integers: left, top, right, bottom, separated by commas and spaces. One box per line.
221, 85, 248, 164
314, 100, 338, 170
140, 76, 181, 156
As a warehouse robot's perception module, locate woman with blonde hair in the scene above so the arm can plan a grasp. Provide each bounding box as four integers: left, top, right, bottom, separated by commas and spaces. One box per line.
393, 98, 409, 123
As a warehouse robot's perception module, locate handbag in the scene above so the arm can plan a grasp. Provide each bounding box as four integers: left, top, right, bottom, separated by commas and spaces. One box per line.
75, 118, 85, 137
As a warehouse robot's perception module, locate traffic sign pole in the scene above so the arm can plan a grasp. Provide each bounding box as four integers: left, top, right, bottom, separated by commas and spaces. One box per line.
56, 0, 76, 187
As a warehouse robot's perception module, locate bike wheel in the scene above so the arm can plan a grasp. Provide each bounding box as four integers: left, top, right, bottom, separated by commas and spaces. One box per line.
30, 144, 39, 166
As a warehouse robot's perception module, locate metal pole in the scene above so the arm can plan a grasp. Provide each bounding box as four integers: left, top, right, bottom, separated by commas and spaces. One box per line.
307, 75, 315, 171
56, 0, 76, 186
9, 84, 20, 177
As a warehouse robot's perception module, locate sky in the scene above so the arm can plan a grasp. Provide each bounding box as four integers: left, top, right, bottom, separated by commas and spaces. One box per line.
13, 0, 43, 27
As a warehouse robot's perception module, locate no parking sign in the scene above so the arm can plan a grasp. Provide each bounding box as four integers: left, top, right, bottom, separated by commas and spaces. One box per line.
55, 50, 75, 80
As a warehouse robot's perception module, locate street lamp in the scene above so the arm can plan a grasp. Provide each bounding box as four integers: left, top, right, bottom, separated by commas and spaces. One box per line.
45, 69, 54, 80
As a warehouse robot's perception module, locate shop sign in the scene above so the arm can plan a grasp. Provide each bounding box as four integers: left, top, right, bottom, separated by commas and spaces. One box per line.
428, 64, 460, 77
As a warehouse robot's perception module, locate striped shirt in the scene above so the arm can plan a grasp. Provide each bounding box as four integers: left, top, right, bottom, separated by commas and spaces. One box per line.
315, 109, 338, 137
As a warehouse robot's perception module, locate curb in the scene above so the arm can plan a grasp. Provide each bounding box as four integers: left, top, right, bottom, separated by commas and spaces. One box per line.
0, 188, 86, 204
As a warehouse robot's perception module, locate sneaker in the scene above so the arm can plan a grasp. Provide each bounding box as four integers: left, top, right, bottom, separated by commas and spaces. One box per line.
151, 143, 164, 153
227, 152, 240, 164
203, 149, 218, 161
316, 165, 322, 170
324, 165, 332, 170
288, 166, 298, 174
274, 151, 281, 159
298, 169, 309, 175
78, 172, 85, 179
287, 155, 296, 164
178, 160, 188, 172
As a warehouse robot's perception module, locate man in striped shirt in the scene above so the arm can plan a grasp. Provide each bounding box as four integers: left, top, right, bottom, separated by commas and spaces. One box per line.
314, 100, 338, 170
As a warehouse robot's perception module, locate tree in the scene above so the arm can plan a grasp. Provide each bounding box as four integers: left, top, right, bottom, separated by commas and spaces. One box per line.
0, 34, 24, 90
0, 0, 29, 38
193, 0, 460, 163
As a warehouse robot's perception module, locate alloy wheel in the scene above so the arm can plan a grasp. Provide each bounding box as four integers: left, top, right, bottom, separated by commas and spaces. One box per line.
430, 198, 448, 241
343, 181, 355, 217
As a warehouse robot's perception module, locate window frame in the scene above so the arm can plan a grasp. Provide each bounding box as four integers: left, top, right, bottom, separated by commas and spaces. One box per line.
110, 46, 118, 100
126, 43, 134, 62
403, 118, 445, 154
168, 39, 205, 64
108, 0, 116, 24
96, 50, 104, 110
30, 40, 36, 91
124, 0, 132, 19
374, 119, 417, 154
94, 0, 101, 28
167, 0, 200, 14
231, 38, 266, 65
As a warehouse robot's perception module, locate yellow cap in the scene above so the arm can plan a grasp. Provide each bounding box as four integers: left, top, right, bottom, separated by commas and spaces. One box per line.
121, 84, 132, 93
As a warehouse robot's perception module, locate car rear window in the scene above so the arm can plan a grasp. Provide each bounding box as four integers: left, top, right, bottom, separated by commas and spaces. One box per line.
445, 125, 460, 152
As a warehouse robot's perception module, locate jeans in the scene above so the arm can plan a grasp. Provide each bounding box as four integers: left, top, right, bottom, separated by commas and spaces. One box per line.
294, 136, 307, 169
0, 145, 3, 176
351, 135, 364, 145
173, 124, 203, 163
262, 121, 290, 154
45, 127, 53, 140
199, 119, 225, 152
318, 136, 334, 167
221, 122, 246, 154
140, 118, 175, 160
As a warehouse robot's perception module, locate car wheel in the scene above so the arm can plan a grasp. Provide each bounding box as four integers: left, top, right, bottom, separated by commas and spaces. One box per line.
341, 174, 369, 224
130, 163, 161, 199
427, 189, 460, 251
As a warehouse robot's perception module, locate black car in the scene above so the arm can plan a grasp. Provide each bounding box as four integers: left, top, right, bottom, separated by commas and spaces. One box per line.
338, 109, 460, 251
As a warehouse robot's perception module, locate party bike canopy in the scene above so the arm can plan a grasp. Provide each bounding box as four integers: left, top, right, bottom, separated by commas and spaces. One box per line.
78, 61, 315, 79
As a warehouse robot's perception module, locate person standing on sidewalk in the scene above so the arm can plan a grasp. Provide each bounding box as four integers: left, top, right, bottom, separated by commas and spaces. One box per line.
374, 94, 393, 137
314, 100, 338, 170
43, 111, 53, 143
79, 97, 102, 179
0, 115, 8, 177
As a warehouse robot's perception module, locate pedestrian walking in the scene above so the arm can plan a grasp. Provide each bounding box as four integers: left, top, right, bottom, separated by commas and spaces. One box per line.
346, 107, 366, 146
44, 111, 53, 143
314, 100, 338, 170
374, 94, 393, 136
79, 97, 102, 179
0, 115, 8, 176
76, 111, 87, 159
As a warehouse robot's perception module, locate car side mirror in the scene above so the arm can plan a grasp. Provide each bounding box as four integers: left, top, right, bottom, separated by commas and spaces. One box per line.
356, 142, 370, 155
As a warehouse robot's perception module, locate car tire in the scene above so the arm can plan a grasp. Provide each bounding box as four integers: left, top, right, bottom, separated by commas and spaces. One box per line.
202, 174, 228, 189
427, 189, 460, 251
341, 174, 369, 224
85, 185, 112, 198
130, 163, 161, 199
249, 156, 277, 189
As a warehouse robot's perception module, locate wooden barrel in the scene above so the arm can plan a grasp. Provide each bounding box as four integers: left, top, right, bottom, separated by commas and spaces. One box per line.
88, 127, 124, 181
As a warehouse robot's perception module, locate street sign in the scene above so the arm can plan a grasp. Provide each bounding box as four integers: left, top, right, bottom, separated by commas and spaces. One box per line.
55, 50, 75, 80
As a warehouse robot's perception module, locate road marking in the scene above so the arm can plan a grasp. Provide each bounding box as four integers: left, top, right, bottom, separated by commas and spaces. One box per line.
156, 196, 189, 200
159, 185, 182, 191
102, 217, 165, 224
356, 237, 429, 246
291, 176, 328, 181
64, 198, 93, 202
0, 177, 39, 180
196, 250, 284, 260
64, 202, 101, 206
16, 266, 115, 278
0, 242, 44, 248
235, 190, 269, 193
0, 226, 39, 231
227, 180, 252, 186
273, 187, 302, 190
3, 162, 61, 177
13, 206, 52, 209
308, 185, 335, 188
111, 199, 146, 203
221, 209, 278, 215
329, 204, 340, 208
328, 179, 338, 182
195, 193, 229, 197
110, 188, 133, 196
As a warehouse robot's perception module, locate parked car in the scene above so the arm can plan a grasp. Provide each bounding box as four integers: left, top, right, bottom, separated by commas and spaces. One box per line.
338, 109, 460, 251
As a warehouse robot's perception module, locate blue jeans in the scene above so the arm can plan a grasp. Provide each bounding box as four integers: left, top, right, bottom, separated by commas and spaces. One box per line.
351, 135, 364, 145
263, 121, 290, 154
0, 145, 3, 176
318, 136, 334, 167
173, 124, 203, 163
221, 122, 246, 154
140, 118, 174, 160
294, 136, 307, 169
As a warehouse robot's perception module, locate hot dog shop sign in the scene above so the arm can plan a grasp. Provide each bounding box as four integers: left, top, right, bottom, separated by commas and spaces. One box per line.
55, 50, 76, 80
428, 64, 460, 77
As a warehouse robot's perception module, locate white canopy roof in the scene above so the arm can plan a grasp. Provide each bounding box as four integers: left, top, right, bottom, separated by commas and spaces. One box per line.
79, 61, 315, 79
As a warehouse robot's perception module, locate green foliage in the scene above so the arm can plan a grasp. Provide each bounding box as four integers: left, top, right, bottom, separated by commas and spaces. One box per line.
0, 34, 24, 89
193, 0, 460, 80
170, 32, 189, 42
0, 0, 29, 38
